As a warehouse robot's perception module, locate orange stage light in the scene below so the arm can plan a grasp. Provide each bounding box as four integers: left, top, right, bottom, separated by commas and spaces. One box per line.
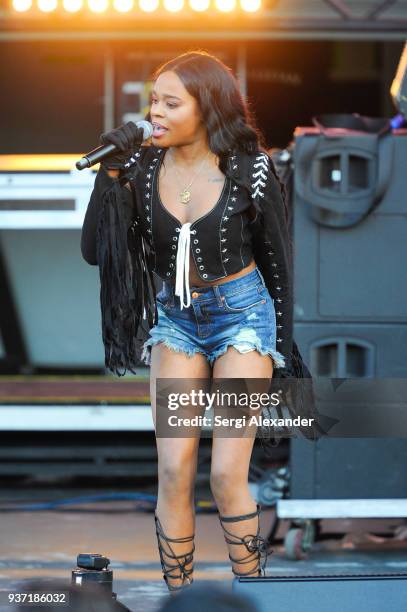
240, 0, 261, 11
215, 0, 236, 12
12, 0, 32, 11
113, 0, 134, 10
38, 0, 58, 11
87, 0, 109, 12
63, 0, 83, 11
189, 0, 209, 11
139, 0, 159, 11
163, 0, 184, 12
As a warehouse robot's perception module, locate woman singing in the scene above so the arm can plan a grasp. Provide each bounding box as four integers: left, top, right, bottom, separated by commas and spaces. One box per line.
81, 50, 298, 593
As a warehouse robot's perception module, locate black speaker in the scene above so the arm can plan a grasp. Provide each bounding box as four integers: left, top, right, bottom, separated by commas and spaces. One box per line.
233, 572, 407, 612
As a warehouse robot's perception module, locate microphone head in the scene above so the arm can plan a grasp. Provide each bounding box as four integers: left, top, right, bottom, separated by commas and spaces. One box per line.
137, 120, 153, 140
76, 157, 90, 171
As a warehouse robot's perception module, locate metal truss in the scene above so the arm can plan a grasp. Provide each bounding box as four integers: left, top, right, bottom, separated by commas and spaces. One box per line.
0, 0, 406, 40
321, 0, 407, 29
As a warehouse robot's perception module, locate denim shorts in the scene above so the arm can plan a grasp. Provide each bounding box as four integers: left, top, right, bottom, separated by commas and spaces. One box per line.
140, 266, 286, 370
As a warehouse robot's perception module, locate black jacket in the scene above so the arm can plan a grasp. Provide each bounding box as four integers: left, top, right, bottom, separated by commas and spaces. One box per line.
80, 144, 337, 449
81, 144, 295, 378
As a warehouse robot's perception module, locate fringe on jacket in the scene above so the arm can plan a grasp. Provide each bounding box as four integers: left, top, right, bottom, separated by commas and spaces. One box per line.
95, 164, 158, 376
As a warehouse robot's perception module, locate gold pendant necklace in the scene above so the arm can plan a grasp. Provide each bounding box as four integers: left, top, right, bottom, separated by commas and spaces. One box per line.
180, 189, 191, 204
170, 149, 211, 205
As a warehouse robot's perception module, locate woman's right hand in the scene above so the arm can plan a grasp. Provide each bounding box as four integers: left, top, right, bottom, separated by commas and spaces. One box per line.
99, 121, 145, 171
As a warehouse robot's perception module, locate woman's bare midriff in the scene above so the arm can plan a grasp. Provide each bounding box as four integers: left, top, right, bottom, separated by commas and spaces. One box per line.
167, 255, 257, 288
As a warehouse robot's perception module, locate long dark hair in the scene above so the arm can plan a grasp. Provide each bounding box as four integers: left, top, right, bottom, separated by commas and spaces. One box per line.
148, 50, 289, 228
149, 50, 267, 176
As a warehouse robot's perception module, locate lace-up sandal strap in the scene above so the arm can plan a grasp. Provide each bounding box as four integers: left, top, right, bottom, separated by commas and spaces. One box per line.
154, 513, 195, 591
218, 504, 272, 577
218, 504, 261, 524
218, 503, 261, 547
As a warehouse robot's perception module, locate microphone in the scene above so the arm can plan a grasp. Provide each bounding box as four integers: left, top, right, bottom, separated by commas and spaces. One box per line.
75, 120, 153, 170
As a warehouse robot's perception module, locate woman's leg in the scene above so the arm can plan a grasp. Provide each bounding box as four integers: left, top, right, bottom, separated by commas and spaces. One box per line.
210, 347, 273, 577
150, 343, 211, 590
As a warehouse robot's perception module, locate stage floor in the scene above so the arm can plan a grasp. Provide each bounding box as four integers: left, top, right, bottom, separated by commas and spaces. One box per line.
0, 495, 406, 612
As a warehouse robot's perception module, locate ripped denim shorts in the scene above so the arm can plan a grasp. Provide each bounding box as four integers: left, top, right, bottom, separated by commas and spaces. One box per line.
140, 266, 286, 370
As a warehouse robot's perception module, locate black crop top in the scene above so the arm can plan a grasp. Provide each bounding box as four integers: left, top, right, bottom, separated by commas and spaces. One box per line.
80, 144, 295, 379
140, 148, 256, 306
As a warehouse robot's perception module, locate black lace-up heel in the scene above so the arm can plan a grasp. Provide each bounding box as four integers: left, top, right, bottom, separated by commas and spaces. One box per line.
154, 512, 195, 593
218, 503, 273, 577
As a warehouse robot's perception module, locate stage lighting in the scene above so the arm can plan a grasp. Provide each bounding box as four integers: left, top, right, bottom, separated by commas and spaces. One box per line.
189, 0, 210, 11
38, 0, 57, 10
163, 0, 183, 11
63, 0, 83, 11
215, 0, 236, 12
139, 0, 159, 11
12, 0, 32, 11
88, 0, 109, 11
114, 0, 133, 10
241, 0, 261, 11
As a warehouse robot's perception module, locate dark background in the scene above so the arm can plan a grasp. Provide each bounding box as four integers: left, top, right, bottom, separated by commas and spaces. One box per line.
0, 40, 402, 154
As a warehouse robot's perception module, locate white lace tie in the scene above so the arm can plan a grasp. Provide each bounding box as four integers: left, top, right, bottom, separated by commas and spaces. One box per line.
175, 223, 192, 309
